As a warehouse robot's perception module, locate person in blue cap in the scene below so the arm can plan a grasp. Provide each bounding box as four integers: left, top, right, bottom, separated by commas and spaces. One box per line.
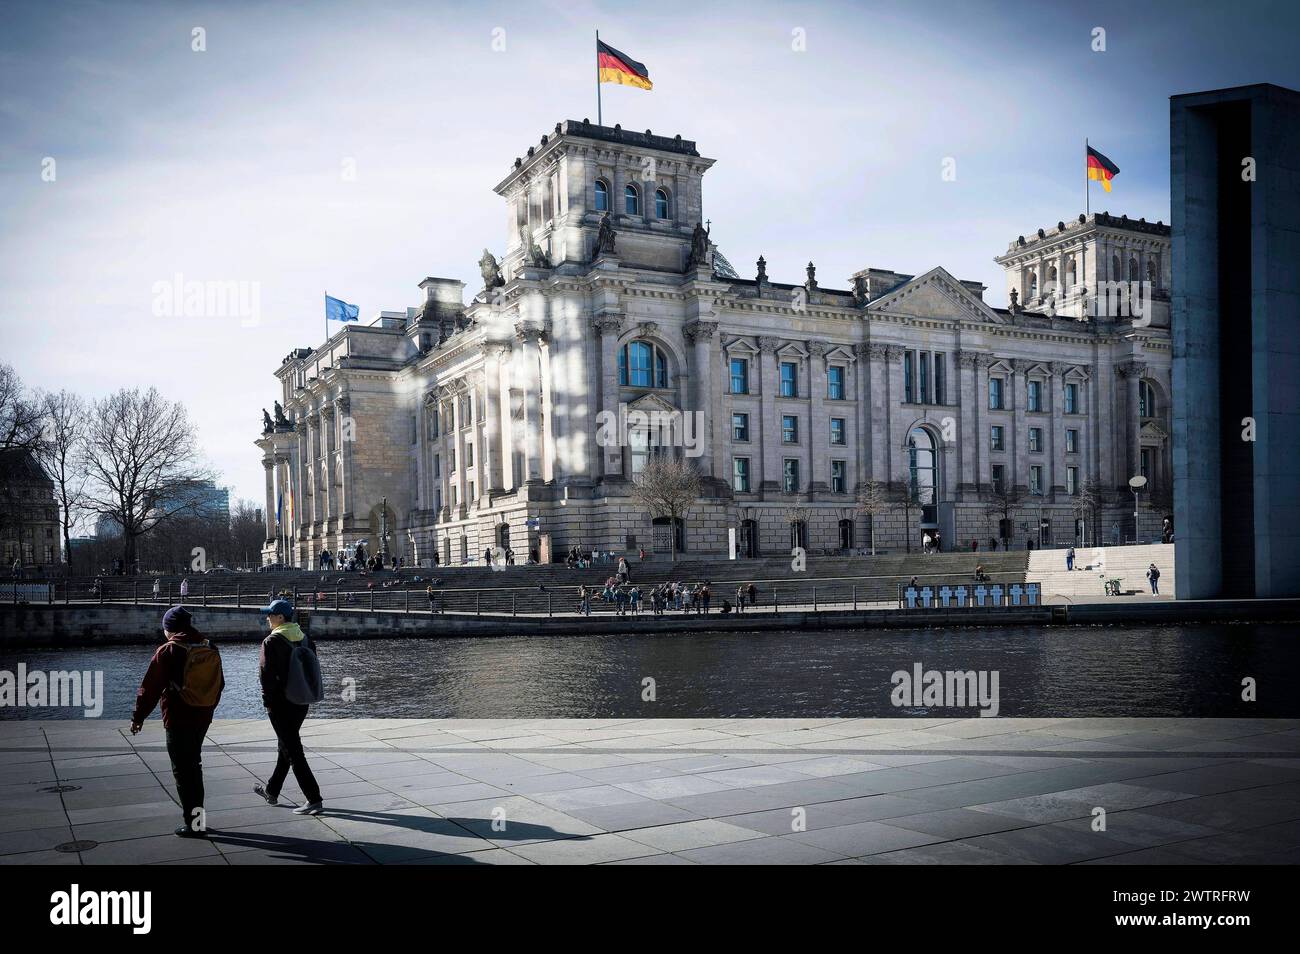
252, 598, 323, 814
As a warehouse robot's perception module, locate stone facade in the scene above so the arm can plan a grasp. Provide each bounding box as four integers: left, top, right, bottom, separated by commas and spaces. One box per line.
257, 120, 1174, 566
0, 449, 61, 569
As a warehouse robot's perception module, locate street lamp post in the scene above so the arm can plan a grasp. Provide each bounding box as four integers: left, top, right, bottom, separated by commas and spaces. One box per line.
1128, 475, 1147, 545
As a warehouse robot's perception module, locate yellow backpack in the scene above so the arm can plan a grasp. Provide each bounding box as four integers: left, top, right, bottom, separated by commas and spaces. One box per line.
168, 639, 224, 708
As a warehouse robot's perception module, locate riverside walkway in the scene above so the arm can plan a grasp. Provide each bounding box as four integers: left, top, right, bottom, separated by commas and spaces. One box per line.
2, 718, 1298, 865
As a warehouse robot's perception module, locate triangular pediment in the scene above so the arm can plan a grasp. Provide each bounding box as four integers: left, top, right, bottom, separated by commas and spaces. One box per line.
867, 267, 1003, 324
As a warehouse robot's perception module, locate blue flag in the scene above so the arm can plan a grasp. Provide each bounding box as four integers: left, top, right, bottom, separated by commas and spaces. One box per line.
325, 294, 359, 322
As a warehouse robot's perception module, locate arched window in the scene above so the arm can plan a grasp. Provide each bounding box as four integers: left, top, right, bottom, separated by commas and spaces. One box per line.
618, 340, 669, 388
1027, 271, 1038, 300
908, 426, 938, 505
1129, 257, 1139, 281
655, 188, 669, 219
594, 179, 609, 212
624, 184, 640, 215
1112, 254, 1121, 280
1147, 259, 1157, 287
838, 519, 855, 551
1139, 380, 1156, 418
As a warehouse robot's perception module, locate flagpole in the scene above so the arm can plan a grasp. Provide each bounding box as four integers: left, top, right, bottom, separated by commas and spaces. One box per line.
1085, 138, 1090, 217
595, 29, 602, 126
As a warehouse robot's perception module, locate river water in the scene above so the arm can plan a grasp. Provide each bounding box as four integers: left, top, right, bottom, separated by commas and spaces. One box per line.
1, 623, 1295, 719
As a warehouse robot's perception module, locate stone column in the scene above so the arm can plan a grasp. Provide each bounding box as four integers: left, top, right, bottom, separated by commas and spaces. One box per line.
438, 394, 453, 517
334, 394, 352, 523
1049, 361, 1067, 496
684, 319, 719, 481
416, 393, 432, 510
593, 313, 624, 480
882, 345, 903, 485
262, 457, 276, 542
976, 356, 992, 489
1118, 360, 1146, 485
451, 386, 469, 513
957, 351, 979, 492
806, 339, 830, 494
322, 405, 338, 532
758, 336, 782, 491
867, 344, 891, 484
852, 343, 871, 489
482, 343, 508, 492
517, 326, 545, 483
1010, 359, 1028, 491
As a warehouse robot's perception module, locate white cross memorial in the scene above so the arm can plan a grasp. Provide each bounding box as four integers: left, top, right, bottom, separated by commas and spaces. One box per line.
938, 586, 953, 607
990, 584, 1004, 605
974, 585, 988, 606
954, 585, 968, 607
1026, 583, 1041, 605
920, 586, 934, 607
1009, 584, 1024, 606
904, 586, 919, 608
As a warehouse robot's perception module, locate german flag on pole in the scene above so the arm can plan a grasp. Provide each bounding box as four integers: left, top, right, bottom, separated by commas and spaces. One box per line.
1086, 145, 1120, 192
597, 39, 652, 90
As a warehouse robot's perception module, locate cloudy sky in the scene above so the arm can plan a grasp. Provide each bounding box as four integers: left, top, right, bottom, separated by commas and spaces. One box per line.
2, 0, 1298, 508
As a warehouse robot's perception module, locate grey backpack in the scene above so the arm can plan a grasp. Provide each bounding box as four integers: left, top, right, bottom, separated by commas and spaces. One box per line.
279, 633, 325, 705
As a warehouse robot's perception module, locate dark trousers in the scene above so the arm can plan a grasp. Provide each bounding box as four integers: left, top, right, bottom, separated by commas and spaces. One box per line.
266, 704, 321, 803
165, 726, 207, 829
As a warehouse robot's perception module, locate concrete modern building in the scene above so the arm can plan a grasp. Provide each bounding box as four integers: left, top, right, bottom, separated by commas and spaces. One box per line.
1171, 83, 1300, 599
257, 120, 1173, 567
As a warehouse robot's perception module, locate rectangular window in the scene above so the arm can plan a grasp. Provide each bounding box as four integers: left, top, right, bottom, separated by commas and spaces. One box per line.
1030, 465, 1043, 495
1066, 428, 1079, 453
732, 412, 750, 441
934, 353, 946, 405
989, 377, 1004, 410
919, 352, 930, 404
830, 418, 846, 445
990, 425, 1004, 451
782, 415, 798, 443
991, 464, 1006, 495
1028, 427, 1043, 453
1028, 380, 1043, 412
827, 365, 845, 400
831, 460, 846, 494
434, 454, 441, 478
468, 480, 475, 500
733, 457, 751, 493
465, 442, 474, 467
783, 458, 800, 493
730, 357, 750, 394
904, 350, 915, 403
1065, 382, 1079, 414
1067, 466, 1079, 496
780, 361, 798, 397
449, 448, 456, 471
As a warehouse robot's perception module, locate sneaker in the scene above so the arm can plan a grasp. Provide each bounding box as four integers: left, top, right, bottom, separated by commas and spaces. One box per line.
292, 801, 324, 815
254, 784, 279, 806
174, 825, 207, 838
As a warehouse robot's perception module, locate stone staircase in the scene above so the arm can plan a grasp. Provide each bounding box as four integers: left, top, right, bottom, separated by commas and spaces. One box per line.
1028, 543, 1175, 601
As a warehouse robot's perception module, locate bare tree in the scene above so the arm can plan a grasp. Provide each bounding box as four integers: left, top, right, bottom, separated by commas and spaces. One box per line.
983, 483, 1027, 548
81, 388, 216, 571
229, 499, 266, 568
0, 364, 43, 452
1071, 478, 1105, 547
853, 479, 890, 555
629, 456, 701, 561
35, 390, 90, 575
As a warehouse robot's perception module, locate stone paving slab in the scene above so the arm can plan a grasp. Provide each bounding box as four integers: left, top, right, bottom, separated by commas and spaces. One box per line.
0, 718, 1297, 865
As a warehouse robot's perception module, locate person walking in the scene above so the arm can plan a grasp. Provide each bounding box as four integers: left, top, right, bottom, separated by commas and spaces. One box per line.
253, 599, 324, 815
1066, 546, 1076, 571
1146, 563, 1161, 595
152, 577, 161, 601
922, 532, 932, 555
179, 576, 190, 598
130, 606, 224, 837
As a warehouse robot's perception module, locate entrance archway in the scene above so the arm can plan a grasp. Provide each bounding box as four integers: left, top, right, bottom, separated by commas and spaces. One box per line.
838, 518, 855, 552
651, 517, 685, 555
738, 519, 759, 558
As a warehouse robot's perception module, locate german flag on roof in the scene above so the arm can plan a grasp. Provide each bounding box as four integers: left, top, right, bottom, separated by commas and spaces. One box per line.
598, 39, 652, 90
1087, 145, 1120, 192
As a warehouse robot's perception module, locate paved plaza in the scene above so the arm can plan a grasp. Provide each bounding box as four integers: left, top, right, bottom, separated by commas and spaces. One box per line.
1, 718, 1298, 865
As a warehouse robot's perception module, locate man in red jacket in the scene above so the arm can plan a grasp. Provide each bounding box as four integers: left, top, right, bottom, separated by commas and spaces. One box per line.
130, 606, 224, 837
